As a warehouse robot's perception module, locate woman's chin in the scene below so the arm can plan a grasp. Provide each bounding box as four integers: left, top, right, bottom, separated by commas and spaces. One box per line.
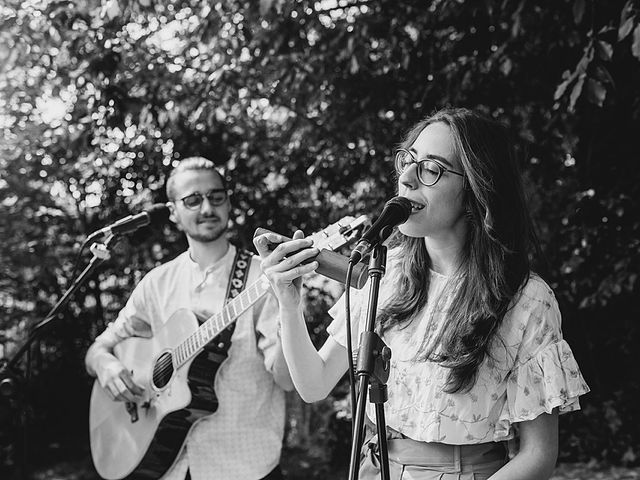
398, 223, 428, 238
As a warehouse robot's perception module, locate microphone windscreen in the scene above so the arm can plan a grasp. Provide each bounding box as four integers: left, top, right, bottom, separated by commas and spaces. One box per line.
385, 196, 412, 222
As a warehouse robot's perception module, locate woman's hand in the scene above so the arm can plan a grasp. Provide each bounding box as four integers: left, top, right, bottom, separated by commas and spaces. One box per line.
253, 230, 320, 310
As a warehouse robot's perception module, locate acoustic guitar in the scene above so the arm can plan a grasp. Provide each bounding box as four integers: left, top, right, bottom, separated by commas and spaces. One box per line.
89, 216, 368, 479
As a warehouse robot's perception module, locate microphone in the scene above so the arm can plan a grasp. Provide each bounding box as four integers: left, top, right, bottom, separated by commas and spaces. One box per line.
90, 203, 169, 238
349, 196, 412, 264
253, 228, 369, 289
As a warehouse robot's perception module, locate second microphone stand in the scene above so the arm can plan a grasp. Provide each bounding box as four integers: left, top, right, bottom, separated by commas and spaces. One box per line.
348, 244, 392, 480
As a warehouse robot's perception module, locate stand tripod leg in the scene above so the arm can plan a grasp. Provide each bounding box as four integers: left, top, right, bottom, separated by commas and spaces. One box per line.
370, 380, 390, 480
374, 402, 390, 480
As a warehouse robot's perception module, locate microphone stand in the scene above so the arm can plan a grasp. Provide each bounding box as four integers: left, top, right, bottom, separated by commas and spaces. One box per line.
0, 234, 118, 479
348, 244, 392, 480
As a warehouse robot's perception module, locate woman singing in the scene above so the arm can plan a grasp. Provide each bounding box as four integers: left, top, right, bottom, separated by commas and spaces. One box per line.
254, 107, 589, 479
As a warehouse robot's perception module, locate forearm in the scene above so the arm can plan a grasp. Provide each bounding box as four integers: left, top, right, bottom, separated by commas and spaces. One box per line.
269, 341, 295, 391
280, 305, 344, 402
85, 340, 118, 378
85, 314, 150, 379
252, 231, 344, 400
489, 449, 556, 480
490, 412, 559, 480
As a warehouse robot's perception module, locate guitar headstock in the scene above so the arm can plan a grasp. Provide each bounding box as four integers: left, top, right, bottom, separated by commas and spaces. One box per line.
253, 215, 371, 288
309, 215, 370, 252
254, 215, 369, 253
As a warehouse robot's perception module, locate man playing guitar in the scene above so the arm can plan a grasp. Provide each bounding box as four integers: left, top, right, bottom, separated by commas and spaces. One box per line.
85, 157, 293, 480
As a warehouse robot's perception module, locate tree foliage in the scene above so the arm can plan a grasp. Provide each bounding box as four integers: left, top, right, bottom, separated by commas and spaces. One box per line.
1, 0, 639, 472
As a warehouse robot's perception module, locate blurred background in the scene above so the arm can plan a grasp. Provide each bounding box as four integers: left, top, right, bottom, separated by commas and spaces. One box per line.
1, 0, 639, 478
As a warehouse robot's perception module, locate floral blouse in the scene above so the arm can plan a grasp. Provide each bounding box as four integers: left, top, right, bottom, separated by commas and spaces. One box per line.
327, 249, 590, 444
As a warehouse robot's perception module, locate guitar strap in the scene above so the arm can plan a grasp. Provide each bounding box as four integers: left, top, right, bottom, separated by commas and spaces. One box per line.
197, 247, 253, 356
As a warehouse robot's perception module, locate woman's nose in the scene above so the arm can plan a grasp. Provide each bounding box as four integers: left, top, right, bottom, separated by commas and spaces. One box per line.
398, 163, 419, 190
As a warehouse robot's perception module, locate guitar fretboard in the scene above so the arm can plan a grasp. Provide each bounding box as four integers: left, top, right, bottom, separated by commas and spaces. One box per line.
173, 277, 270, 368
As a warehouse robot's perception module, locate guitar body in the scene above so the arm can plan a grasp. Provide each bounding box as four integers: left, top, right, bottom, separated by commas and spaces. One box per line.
90, 309, 223, 480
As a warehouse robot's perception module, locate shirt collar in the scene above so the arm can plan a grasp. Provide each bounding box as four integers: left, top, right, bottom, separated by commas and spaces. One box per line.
187, 244, 236, 289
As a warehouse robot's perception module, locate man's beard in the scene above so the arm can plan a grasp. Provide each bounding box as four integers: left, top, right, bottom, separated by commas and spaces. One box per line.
187, 221, 228, 243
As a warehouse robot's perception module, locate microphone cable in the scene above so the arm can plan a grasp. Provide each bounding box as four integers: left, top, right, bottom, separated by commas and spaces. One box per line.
344, 261, 357, 429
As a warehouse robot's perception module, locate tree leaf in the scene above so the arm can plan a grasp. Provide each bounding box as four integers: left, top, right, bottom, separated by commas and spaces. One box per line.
554, 78, 572, 101
554, 44, 594, 102
586, 78, 607, 106
569, 73, 586, 111
618, 16, 635, 41
596, 40, 613, 61
350, 55, 359, 75
500, 57, 513, 76
593, 65, 615, 85
633, 24, 640, 60
620, 0, 635, 25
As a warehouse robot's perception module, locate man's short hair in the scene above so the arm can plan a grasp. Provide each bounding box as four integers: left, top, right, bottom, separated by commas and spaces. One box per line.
166, 156, 226, 201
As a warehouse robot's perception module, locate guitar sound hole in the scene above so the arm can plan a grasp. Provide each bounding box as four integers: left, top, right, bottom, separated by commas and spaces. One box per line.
152, 352, 174, 389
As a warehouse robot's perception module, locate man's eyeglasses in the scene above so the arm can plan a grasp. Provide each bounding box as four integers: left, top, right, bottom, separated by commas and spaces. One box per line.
395, 148, 465, 186
178, 189, 228, 210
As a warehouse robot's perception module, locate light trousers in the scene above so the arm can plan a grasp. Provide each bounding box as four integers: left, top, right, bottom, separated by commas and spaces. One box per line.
359, 427, 508, 480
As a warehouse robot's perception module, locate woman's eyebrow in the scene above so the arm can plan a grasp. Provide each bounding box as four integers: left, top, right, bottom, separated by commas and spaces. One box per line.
409, 148, 454, 167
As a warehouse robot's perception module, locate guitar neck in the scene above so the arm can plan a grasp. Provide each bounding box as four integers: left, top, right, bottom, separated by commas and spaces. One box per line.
173, 276, 270, 368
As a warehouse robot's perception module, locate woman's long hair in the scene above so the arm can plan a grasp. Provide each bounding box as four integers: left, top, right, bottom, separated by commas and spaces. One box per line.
378, 108, 540, 393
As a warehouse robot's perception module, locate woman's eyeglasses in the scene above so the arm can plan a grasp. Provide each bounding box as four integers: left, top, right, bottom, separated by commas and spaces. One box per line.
395, 148, 464, 186
178, 189, 227, 210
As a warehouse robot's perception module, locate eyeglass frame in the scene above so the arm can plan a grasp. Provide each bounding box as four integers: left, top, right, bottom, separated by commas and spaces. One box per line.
175, 188, 228, 210
394, 148, 465, 186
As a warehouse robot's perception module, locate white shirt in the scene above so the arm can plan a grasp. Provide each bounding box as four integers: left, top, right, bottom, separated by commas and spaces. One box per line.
327, 247, 589, 444
88, 245, 287, 479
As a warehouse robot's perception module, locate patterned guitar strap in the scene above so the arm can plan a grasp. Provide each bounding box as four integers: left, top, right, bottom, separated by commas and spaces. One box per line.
197, 247, 253, 371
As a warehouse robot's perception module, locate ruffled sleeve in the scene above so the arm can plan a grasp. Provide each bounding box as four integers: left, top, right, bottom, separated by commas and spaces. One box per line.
495, 278, 590, 439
